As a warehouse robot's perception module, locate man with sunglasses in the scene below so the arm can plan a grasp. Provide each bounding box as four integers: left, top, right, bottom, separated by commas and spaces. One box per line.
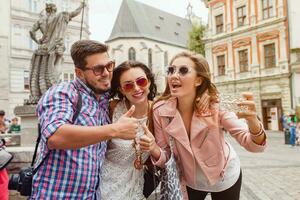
30, 40, 139, 200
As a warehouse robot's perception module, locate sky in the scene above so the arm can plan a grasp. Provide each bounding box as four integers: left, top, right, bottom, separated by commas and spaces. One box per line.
89, 0, 208, 42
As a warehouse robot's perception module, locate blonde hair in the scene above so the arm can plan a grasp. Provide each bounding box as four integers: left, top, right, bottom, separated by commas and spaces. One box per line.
157, 51, 218, 103
148, 51, 219, 134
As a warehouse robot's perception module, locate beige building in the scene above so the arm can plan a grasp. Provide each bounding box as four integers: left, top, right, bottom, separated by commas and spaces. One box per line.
203, 0, 291, 130
0, 0, 89, 117
106, 0, 192, 93
288, 0, 300, 118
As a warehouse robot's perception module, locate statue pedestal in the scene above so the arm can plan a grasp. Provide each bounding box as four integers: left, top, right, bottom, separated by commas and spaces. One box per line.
14, 105, 38, 147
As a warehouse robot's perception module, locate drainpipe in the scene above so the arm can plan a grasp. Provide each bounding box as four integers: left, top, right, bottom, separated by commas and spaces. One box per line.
285, 0, 293, 109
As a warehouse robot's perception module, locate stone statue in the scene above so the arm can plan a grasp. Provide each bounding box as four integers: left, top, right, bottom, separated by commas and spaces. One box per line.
27, 2, 85, 104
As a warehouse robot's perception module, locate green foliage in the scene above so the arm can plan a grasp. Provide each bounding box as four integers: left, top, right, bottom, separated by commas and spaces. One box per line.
188, 22, 206, 56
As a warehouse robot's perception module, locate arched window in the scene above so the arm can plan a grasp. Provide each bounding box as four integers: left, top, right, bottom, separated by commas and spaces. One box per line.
128, 47, 136, 61
148, 48, 152, 69
164, 51, 168, 67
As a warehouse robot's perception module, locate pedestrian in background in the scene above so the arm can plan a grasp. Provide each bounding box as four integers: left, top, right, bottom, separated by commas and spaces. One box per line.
0, 110, 8, 134
296, 122, 300, 146
289, 122, 296, 147
8, 117, 21, 133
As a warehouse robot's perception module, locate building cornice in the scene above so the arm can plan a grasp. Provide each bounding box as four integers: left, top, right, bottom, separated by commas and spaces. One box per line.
215, 72, 291, 85
204, 17, 286, 43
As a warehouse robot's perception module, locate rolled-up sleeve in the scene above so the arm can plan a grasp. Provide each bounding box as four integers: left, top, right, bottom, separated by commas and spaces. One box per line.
220, 111, 266, 152
37, 84, 76, 144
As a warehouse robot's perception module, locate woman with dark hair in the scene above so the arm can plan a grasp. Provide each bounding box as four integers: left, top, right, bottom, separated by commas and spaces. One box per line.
140, 51, 267, 200
99, 60, 157, 200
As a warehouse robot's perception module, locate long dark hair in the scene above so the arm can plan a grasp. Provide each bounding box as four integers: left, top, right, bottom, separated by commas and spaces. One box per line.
110, 60, 157, 101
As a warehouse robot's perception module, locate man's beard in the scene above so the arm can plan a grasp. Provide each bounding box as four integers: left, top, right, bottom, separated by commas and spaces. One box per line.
85, 80, 110, 95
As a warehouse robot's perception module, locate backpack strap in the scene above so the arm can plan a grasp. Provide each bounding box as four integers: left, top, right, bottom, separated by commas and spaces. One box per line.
32, 89, 82, 173
72, 91, 82, 122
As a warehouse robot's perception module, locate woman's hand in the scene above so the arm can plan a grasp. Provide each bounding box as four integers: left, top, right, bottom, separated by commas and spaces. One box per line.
195, 91, 212, 117
237, 92, 266, 145
236, 92, 258, 122
139, 125, 161, 160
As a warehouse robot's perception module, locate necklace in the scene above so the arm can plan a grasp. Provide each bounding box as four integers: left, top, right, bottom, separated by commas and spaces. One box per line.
128, 100, 151, 170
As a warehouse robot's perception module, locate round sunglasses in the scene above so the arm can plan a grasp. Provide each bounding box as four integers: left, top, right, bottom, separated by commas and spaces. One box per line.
121, 77, 149, 93
167, 65, 192, 76
83, 60, 115, 76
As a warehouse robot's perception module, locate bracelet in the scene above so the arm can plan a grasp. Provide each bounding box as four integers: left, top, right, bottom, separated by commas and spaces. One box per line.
250, 123, 264, 137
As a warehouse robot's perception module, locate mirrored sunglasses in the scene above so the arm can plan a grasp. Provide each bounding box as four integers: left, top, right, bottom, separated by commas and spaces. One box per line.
167, 65, 192, 76
121, 77, 149, 92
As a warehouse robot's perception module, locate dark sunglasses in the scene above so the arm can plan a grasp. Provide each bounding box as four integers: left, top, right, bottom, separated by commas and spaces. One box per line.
121, 77, 149, 93
167, 65, 192, 76
83, 60, 115, 76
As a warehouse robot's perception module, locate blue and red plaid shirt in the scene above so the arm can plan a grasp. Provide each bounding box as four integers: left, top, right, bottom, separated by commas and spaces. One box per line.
30, 78, 110, 200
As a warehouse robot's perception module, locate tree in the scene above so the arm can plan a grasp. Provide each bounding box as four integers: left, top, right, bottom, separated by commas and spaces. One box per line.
188, 22, 206, 56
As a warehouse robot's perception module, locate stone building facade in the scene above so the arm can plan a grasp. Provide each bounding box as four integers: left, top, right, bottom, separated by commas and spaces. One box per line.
203, 0, 291, 130
288, 0, 300, 118
0, 0, 89, 117
106, 0, 192, 93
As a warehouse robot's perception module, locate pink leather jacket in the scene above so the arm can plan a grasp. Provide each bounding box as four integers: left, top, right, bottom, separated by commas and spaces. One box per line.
152, 97, 266, 199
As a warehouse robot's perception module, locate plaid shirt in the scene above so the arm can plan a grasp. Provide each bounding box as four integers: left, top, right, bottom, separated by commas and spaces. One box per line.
30, 78, 110, 200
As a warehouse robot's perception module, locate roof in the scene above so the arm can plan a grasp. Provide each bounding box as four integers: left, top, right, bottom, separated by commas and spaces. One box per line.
106, 0, 192, 48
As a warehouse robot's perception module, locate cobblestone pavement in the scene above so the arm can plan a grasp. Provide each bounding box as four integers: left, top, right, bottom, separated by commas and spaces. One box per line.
149, 131, 300, 200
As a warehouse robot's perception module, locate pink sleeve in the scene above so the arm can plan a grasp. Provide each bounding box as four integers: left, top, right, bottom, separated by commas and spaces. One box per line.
220, 111, 266, 152
151, 109, 170, 168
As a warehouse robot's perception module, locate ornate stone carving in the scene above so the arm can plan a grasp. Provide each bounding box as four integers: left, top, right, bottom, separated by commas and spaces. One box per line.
14, 105, 36, 116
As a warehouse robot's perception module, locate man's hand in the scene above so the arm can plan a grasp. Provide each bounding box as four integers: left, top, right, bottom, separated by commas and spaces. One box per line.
113, 105, 139, 140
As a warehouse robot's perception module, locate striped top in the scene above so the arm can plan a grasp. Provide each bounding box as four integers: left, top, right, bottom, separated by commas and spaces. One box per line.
30, 78, 110, 200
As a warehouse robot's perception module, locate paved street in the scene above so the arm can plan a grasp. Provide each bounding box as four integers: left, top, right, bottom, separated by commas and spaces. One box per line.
229, 131, 300, 200
203, 131, 300, 200
149, 131, 300, 200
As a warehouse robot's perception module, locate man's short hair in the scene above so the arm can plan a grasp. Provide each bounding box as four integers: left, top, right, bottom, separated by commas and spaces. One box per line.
71, 40, 108, 70
0, 110, 5, 116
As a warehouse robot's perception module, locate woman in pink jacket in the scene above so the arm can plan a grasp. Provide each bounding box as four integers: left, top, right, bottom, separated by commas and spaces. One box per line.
139, 51, 266, 200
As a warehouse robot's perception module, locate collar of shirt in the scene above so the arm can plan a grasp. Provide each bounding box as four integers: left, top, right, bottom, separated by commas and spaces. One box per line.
73, 78, 110, 102
73, 78, 111, 125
